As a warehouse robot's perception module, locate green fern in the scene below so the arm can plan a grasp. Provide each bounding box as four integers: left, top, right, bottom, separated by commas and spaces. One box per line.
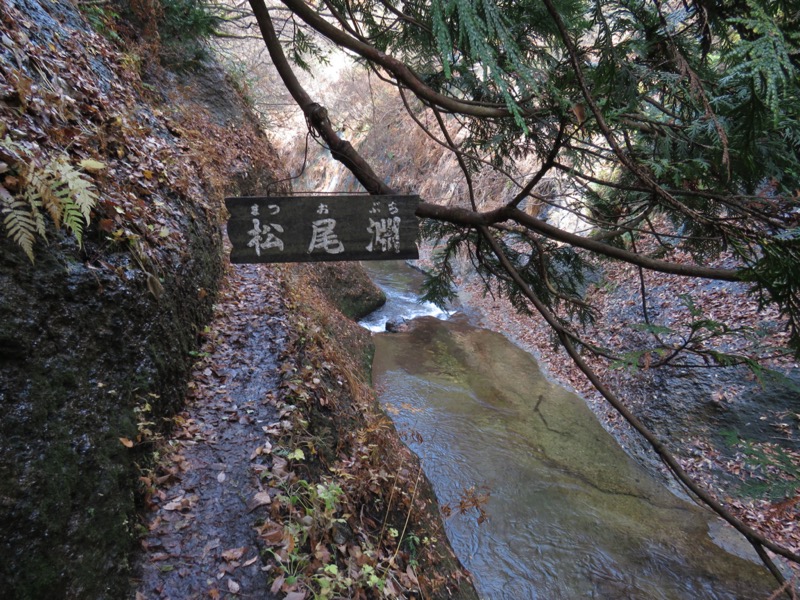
0, 136, 102, 261
50, 157, 98, 247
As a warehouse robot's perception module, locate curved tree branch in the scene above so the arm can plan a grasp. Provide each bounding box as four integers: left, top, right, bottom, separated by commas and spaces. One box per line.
249, 0, 392, 195
277, 0, 529, 119
251, 0, 743, 282
416, 202, 742, 281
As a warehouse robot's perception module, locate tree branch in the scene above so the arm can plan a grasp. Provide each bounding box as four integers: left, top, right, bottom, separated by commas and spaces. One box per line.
415, 202, 742, 281
277, 0, 531, 119
248, 0, 392, 195
478, 226, 799, 581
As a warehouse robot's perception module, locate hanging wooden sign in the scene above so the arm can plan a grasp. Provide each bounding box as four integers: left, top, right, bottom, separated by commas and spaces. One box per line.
225, 195, 420, 263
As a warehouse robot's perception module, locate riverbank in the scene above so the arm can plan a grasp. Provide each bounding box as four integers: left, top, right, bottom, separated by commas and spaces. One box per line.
135, 260, 478, 599
443, 250, 800, 582
272, 263, 479, 599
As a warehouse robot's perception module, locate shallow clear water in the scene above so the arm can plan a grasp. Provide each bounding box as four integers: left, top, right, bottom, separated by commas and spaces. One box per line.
361, 261, 775, 599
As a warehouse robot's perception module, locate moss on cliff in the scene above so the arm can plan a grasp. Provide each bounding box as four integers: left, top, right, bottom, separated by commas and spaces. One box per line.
0, 1, 284, 596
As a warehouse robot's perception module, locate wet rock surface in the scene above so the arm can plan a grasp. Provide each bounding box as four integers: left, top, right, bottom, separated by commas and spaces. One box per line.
0, 1, 284, 596
373, 314, 777, 599
134, 265, 284, 600
0, 231, 220, 599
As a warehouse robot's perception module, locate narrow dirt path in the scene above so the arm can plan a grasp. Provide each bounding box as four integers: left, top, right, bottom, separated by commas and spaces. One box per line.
134, 264, 286, 600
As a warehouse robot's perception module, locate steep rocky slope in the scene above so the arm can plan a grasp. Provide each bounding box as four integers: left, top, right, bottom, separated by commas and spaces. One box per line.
0, 1, 283, 596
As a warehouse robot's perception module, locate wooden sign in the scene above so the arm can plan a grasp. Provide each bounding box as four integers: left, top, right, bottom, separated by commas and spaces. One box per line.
225, 195, 420, 263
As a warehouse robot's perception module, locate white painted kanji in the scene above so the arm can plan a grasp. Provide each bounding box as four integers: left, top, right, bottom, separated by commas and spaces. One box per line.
366, 216, 402, 253
247, 204, 284, 256
308, 218, 345, 254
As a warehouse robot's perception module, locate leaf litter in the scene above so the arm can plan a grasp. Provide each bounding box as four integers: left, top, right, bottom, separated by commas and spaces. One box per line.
134, 261, 477, 599
134, 263, 286, 599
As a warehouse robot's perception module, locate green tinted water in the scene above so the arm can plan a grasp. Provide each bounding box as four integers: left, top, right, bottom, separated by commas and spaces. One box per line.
372, 316, 775, 599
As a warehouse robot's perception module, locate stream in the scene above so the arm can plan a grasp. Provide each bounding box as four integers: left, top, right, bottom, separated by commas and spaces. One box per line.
360, 261, 776, 599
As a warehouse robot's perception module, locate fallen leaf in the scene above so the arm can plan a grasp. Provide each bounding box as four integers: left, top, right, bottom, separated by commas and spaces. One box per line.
271, 456, 289, 480
202, 538, 221, 559
406, 565, 419, 585
250, 464, 269, 475
284, 591, 305, 600
119, 437, 134, 448
79, 158, 106, 173
384, 579, 402, 596
313, 542, 330, 564
270, 575, 285, 594
247, 491, 272, 512
227, 579, 240, 594
163, 496, 185, 511
222, 546, 246, 562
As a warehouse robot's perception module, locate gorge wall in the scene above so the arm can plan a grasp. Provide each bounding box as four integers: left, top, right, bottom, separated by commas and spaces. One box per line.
0, 0, 283, 596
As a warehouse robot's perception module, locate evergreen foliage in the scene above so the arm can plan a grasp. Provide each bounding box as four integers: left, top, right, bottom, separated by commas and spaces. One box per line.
296, 0, 800, 357
102, 0, 227, 66
158, 0, 226, 66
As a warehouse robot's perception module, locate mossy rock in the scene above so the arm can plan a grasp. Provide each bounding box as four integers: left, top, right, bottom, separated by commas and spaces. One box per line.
302, 262, 387, 320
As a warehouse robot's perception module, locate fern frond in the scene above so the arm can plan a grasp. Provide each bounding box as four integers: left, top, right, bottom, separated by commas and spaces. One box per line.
0, 137, 100, 259
29, 166, 62, 229
52, 158, 97, 247
61, 198, 86, 247
2, 197, 43, 262
59, 161, 97, 223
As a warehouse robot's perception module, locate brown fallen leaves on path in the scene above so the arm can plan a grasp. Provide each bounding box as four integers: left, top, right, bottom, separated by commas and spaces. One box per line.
134, 263, 286, 599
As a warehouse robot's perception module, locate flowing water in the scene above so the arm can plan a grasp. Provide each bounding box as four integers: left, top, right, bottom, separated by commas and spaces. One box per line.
361, 261, 775, 599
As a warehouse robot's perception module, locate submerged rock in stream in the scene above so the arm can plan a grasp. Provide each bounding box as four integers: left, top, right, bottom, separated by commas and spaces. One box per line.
372, 316, 777, 599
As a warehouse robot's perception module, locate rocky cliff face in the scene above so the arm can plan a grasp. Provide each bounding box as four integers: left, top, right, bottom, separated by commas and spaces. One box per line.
0, 1, 284, 596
